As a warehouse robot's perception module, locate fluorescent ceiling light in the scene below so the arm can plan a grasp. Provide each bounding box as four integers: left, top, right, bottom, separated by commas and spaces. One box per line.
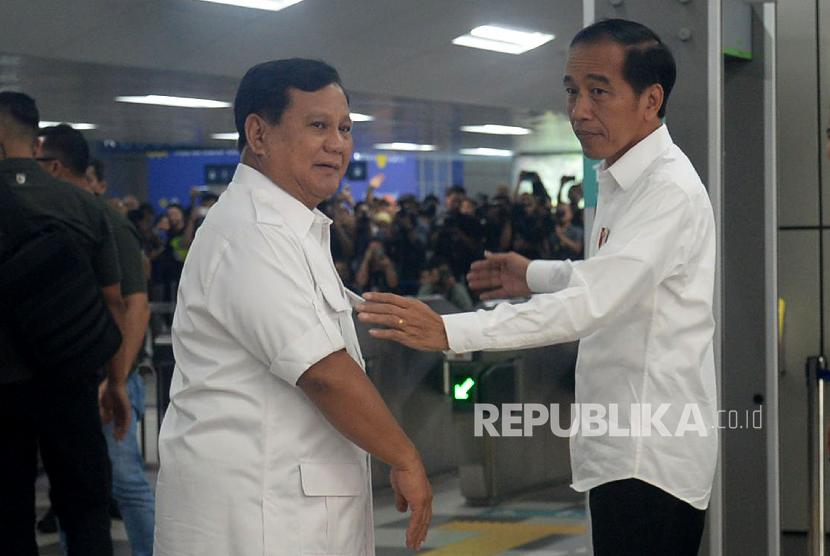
350, 112, 374, 122
459, 147, 514, 157
193, 0, 303, 12
40, 120, 97, 130
453, 24, 554, 55
211, 132, 240, 141
374, 142, 436, 152
115, 95, 231, 108
461, 124, 531, 136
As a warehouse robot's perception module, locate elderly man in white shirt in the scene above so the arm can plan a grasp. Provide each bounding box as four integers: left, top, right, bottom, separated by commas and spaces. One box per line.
154, 59, 432, 556
357, 19, 716, 556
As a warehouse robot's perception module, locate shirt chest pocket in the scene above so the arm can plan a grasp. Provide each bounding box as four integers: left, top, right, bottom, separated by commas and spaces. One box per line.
315, 281, 350, 341
318, 282, 350, 315
316, 282, 366, 370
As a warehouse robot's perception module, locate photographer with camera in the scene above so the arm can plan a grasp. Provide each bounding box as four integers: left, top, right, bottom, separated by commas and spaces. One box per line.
387, 207, 426, 295
549, 202, 584, 260
417, 259, 474, 311
355, 238, 400, 293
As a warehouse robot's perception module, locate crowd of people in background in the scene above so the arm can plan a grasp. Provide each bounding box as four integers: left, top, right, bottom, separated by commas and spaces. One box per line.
108, 170, 585, 310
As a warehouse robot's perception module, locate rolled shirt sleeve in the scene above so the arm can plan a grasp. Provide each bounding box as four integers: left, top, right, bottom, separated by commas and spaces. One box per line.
90, 200, 122, 287
205, 224, 346, 385
109, 210, 147, 296
444, 181, 695, 354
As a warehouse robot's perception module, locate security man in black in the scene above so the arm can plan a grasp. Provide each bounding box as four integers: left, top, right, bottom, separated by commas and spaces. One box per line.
0, 91, 129, 556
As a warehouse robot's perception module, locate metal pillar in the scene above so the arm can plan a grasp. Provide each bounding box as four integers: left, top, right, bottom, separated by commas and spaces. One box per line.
807, 355, 829, 556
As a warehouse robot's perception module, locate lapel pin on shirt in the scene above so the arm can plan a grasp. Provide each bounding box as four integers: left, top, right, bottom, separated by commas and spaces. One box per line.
599, 227, 611, 249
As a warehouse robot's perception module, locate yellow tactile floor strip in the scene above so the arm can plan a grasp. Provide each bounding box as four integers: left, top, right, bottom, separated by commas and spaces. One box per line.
424, 520, 587, 555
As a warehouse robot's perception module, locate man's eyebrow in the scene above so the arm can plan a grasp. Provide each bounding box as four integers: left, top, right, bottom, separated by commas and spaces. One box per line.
562, 74, 612, 85
586, 73, 611, 85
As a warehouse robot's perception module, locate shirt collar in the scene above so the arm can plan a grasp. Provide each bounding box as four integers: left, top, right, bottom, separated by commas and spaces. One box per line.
231, 163, 331, 238
600, 124, 673, 191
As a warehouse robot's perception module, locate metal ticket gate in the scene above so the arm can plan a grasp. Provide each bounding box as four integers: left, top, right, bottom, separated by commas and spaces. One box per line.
359, 295, 464, 489
148, 302, 175, 433
446, 342, 578, 505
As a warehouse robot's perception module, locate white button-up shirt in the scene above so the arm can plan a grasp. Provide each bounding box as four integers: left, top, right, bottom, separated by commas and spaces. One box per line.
154, 163, 374, 555
444, 125, 717, 510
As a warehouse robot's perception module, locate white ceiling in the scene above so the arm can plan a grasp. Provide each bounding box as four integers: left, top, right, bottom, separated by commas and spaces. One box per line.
0, 0, 584, 152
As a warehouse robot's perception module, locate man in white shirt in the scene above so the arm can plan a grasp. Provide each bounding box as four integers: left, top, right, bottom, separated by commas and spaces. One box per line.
154, 59, 432, 556
356, 19, 716, 556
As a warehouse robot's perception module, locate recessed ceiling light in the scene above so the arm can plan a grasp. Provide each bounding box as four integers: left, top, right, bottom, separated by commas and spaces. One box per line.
193, 0, 303, 12
211, 132, 240, 141
459, 147, 514, 157
350, 112, 374, 122
115, 95, 231, 108
461, 124, 531, 136
40, 120, 97, 130
452, 24, 554, 55
374, 142, 436, 152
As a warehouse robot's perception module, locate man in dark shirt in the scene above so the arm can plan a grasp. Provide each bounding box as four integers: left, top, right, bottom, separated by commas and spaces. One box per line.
0, 91, 129, 556
39, 124, 155, 556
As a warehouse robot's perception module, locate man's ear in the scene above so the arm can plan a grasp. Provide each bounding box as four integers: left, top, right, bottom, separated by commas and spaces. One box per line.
244, 114, 271, 157
45, 159, 62, 177
643, 83, 665, 120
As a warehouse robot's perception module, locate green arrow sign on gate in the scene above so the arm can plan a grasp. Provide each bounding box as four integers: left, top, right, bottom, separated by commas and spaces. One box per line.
453, 377, 476, 401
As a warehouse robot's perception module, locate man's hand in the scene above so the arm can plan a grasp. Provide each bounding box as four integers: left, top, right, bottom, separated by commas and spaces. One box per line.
99, 378, 131, 441
357, 293, 449, 351
466, 251, 532, 300
297, 351, 433, 550
340, 184, 355, 206
390, 462, 433, 551
368, 173, 385, 191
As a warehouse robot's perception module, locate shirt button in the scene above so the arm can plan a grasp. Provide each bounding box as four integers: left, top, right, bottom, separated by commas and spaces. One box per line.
16, 173, 26, 184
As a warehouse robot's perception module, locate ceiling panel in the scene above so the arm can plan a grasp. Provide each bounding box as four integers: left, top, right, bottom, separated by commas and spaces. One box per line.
0, 0, 584, 152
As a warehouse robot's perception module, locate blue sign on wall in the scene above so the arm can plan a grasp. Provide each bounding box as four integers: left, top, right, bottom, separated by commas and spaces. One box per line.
147, 150, 239, 210
341, 153, 420, 201
147, 150, 451, 211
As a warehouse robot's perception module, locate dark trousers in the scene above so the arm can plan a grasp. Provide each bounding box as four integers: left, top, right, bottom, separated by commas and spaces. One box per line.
0, 373, 113, 556
589, 478, 706, 556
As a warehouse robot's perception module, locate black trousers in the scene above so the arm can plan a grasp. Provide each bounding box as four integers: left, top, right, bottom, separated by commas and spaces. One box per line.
589, 478, 706, 556
0, 373, 113, 556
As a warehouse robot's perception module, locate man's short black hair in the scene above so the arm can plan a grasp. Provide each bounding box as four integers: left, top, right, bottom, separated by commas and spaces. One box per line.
0, 91, 40, 139
234, 58, 347, 152
571, 19, 676, 118
445, 185, 466, 198
39, 124, 90, 176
